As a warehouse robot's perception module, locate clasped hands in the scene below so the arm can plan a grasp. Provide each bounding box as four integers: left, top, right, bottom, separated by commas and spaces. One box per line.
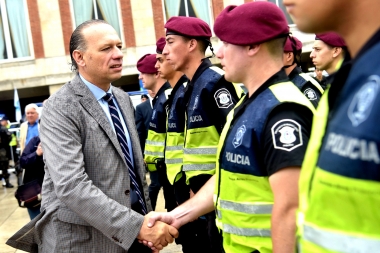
137, 212, 179, 252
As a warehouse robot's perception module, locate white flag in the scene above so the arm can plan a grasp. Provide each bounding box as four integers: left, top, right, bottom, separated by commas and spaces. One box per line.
14, 88, 21, 122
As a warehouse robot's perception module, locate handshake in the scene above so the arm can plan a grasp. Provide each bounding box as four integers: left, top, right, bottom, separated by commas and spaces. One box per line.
137, 211, 181, 252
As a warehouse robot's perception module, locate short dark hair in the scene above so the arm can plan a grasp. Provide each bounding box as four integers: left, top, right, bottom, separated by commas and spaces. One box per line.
69, 19, 109, 72
141, 94, 149, 99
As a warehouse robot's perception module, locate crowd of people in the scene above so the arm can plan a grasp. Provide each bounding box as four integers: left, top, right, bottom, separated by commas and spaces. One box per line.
5, 0, 380, 252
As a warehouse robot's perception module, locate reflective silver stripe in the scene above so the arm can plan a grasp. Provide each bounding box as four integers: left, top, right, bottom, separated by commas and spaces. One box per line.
223, 224, 271, 237
166, 145, 183, 151
165, 158, 183, 164
303, 224, 380, 253
184, 148, 217, 155
182, 163, 215, 171
145, 140, 165, 146
216, 210, 222, 219
144, 151, 164, 157
220, 200, 273, 214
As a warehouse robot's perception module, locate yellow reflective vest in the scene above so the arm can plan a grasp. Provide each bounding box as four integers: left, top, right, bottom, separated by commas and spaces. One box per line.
215, 81, 315, 253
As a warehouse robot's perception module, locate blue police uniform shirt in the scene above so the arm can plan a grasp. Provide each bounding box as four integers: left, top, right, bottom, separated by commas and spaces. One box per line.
80, 75, 134, 167
26, 122, 39, 146
317, 30, 380, 181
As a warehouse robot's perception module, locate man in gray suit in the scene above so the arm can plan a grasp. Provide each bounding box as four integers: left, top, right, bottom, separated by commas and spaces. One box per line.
7, 20, 177, 253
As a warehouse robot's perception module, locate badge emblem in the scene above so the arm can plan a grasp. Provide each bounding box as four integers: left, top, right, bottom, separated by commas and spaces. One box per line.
348, 75, 380, 127
214, 88, 233, 108
304, 88, 317, 101
271, 119, 302, 151
232, 125, 246, 148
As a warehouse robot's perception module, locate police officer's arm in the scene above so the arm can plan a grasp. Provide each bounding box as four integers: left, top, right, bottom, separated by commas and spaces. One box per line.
263, 103, 313, 253
146, 175, 216, 229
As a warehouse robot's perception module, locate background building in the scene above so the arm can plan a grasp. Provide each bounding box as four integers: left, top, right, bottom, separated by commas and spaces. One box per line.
0, 0, 315, 121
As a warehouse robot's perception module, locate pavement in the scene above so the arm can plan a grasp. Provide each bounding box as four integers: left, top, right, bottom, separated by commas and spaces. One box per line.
0, 173, 182, 253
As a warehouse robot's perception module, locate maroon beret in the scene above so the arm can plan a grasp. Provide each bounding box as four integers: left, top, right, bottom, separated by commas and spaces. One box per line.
165, 16, 211, 39
214, 2, 289, 45
137, 54, 157, 74
156, 37, 166, 54
284, 36, 303, 52
315, 32, 346, 47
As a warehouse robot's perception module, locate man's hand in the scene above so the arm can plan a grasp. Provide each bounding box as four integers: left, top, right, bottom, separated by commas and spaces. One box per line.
137, 214, 179, 250
146, 211, 182, 229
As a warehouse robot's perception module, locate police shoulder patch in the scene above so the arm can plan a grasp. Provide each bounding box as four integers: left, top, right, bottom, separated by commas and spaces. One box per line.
214, 88, 233, 108
304, 88, 317, 101
271, 119, 303, 152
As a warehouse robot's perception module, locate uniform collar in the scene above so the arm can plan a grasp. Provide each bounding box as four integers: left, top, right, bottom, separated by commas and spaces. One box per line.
234, 69, 289, 118
152, 82, 171, 106
288, 66, 302, 80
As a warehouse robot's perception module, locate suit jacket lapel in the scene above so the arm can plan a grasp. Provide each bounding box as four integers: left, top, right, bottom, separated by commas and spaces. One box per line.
69, 75, 126, 162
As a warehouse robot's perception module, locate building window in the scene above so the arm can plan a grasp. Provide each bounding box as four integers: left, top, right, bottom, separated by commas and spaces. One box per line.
0, 0, 32, 60
268, 0, 294, 25
71, 0, 121, 37
163, 0, 212, 26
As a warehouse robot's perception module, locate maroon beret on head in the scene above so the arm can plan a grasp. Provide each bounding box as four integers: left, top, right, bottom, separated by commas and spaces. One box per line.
315, 32, 346, 47
284, 36, 303, 52
156, 37, 166, 54
137, 54, 157, 74
165, 16, 211, 39
214, 2, 289, 45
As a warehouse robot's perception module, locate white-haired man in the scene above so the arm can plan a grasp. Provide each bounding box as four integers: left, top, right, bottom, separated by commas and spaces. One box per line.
19, 103, 39, 154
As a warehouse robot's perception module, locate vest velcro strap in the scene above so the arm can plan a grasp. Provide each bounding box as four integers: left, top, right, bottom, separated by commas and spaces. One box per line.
184, 147, 217, 155
303, 224, 380, 253
165, 158, 183, 164
223, 224, 271, 237
166, 145, 183, 151
145, 140, 165, 146
144, 150, 164, 157
183, 163, 215, 171
220, 200, 273, 214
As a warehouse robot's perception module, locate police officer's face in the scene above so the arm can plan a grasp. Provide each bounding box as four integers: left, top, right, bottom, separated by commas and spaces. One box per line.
217, 42, 248, 83
138, 73, 156, 91
163, 35, 189, 72
155, 54, 175, 80
310, 40, 335, 71
283, 0, 348, 33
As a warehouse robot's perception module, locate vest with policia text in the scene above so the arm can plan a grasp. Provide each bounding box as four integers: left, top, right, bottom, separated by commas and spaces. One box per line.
165, 76, 188, 184
183, 66, 243, 184
144, 82, 172, 172
214, 82, 315, 253
297, 38, 380, 253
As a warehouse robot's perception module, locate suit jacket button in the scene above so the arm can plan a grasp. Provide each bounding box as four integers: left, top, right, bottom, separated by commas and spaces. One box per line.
125, 190, 130, 195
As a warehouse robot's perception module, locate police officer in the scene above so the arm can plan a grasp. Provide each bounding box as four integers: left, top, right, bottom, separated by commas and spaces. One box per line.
310, 32, 346, 75
283, 36, 324, 107
163, 16, 243, 252
145, 2, 314, 253
137, 53, 177, 212
284, 0, 380, 251
0, 117, 12, 188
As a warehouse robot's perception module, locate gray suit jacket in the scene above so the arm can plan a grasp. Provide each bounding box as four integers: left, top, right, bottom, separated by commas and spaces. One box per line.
7, 74, 152, 253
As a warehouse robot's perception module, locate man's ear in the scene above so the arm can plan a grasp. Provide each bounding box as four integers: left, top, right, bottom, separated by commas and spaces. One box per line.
188, 39, 197, 52
247, 44, 260, 56
73, 50, 85, 67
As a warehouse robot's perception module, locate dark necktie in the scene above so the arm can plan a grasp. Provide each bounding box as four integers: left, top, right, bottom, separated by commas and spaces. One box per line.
103, 93, 147, 214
